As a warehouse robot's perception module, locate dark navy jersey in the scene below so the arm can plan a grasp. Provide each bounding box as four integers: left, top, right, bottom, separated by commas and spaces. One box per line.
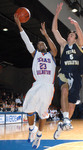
79, 54, 83, 75
60, 43, 83, 73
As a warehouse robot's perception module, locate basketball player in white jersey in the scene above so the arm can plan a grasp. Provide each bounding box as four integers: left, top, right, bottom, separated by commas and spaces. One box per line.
14, 14, 57, 149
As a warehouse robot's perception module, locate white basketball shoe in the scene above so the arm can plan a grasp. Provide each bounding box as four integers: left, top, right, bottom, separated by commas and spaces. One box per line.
62, 118, 73, 131
54, 118, 73, 139
32, 133, 42, 149
54, 122, 63, 139
28, 126, 38, 143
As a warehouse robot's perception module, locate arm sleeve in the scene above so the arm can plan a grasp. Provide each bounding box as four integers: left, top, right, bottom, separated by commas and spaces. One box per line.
20, 30, 35, 54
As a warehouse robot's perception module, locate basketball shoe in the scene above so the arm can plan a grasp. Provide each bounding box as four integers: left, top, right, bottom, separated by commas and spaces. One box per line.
54, 122, 63, 139
62, 118, 73, 131
32, 133, 42, 149
28, 126, 38, 143
54, 119, 73, 139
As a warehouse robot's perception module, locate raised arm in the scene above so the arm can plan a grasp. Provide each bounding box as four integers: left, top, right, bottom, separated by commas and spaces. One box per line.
68, 17, 83, 47
52, 3, 67, 47
14, 14, 35, 57
40, 22, 57, 57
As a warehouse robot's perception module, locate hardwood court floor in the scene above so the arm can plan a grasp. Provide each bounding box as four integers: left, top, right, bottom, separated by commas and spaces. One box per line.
0, 120, 83, 150
0, 119, 83, 140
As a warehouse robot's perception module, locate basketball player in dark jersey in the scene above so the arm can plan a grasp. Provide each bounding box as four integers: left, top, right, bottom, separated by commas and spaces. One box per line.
52, 2, 83, 139
69, 53, 83, 107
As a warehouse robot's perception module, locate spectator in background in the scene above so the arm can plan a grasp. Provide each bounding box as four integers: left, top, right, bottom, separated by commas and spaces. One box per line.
2, 92, 6, 102
11, 101, 15, 112
10, 92, 14, 103
14, 104, 18, 112
15, 96, 22, 106
3, 100, 8, 111
21, 93, 24, 103
6, 95, 10, 105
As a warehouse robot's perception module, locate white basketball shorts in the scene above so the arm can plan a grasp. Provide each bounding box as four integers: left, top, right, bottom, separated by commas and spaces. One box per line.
23, 81, 54, 119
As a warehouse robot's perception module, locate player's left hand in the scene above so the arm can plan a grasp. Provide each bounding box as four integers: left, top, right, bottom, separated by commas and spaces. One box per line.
40, 22, 47, 36
68, 17, 78, 26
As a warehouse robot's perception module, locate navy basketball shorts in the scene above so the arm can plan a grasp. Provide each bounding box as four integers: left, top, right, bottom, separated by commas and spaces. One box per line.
58, 72, 82, 104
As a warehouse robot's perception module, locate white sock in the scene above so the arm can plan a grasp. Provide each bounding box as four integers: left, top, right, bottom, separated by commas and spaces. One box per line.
29, 124, 35, 130
37, 130, 42, 136
63, 112, 70, 123
63, 112, 69, 118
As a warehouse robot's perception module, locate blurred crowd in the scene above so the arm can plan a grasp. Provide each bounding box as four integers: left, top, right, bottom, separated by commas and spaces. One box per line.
0, 90, 25, 112
0, 89, 83, 119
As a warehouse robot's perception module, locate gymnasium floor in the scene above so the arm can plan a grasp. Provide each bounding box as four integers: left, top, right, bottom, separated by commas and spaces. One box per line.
0, 120, 83, 150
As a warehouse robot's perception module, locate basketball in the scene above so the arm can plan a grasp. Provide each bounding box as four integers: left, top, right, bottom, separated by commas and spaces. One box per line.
15, 7, 31, 23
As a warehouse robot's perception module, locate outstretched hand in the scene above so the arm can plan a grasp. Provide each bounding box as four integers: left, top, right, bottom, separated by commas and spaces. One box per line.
40, 22, 47, 36
68, 17, 78, 26
56, 2, 63, 16
14, 13, 21, 27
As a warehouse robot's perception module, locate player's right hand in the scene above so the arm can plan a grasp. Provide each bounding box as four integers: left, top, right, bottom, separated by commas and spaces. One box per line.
14, 14, 21, 27
56, 3, 63, 16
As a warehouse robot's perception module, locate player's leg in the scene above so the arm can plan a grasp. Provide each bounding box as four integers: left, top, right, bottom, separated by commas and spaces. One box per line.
32, 118, 46, 149
28, 113, 35, 125
61, 83, 69, 113
28, 113, 38, 143
61, 83, 72, 128
23, 84, 40, 143
39, 118, 46, 131
54, 83, 72, 139
57, 73, 70, 122
32, 83, 54, 148
69, 103, 76, 119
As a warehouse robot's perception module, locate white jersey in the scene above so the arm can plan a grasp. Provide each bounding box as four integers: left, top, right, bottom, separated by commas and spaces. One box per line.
32, 51, 56, 84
